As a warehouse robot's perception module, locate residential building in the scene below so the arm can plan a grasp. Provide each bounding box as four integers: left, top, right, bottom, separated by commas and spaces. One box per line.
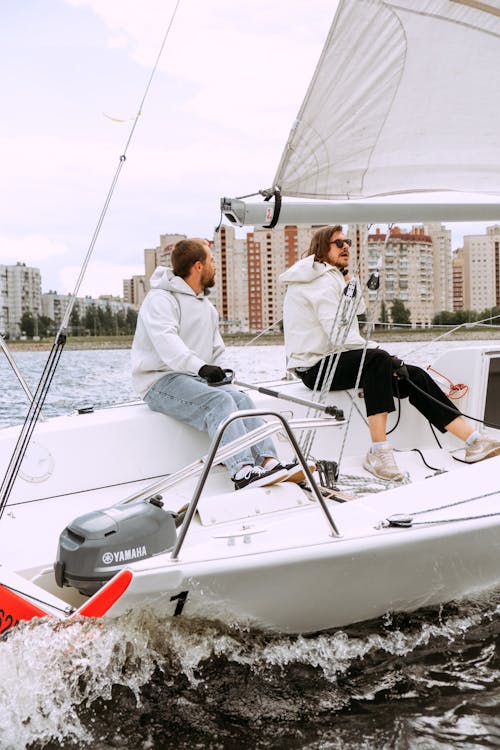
425, 223, 453, 313
245, 225, 316, 333
123, 275, 147, 309
212, 225, 249, 333
144, 233, 186, 288
452, 249, 464, 311
462, 225, 500, 311
366, 226, 434, 327
42, 292, 134, 333
0, 263, 42, 338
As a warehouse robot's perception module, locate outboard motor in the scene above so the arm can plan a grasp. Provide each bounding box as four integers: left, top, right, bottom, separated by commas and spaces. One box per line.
54, 496, 177, 597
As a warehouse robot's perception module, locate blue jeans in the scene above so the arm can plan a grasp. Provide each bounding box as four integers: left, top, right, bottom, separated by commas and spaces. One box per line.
144, 373, 278, 476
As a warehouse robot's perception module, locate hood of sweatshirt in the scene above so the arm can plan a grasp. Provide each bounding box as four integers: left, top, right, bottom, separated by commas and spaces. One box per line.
279, 255, 340, 285
149, 266, 212, 297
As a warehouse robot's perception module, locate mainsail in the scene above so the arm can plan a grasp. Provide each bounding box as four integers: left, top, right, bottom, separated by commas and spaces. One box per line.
274, 0, 500, 200
221, 0, 500, 226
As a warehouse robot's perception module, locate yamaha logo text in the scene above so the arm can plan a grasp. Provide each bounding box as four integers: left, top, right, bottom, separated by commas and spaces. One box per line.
102, 546, 147, 565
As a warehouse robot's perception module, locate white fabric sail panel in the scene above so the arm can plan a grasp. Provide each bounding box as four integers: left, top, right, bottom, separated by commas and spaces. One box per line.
273, 0, 500, 199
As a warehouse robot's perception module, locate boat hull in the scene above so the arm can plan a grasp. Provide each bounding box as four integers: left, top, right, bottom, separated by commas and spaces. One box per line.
1, 344, 499, 634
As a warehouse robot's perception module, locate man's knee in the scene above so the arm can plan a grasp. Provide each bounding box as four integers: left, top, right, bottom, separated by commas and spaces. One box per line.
229, 388, 255, 410
208, 388, 240, 417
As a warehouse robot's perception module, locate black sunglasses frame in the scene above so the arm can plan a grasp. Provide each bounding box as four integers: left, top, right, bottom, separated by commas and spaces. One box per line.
330, 238, 352, 248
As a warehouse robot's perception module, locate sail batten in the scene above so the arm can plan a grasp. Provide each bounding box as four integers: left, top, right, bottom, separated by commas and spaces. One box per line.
273, 0, 500, 201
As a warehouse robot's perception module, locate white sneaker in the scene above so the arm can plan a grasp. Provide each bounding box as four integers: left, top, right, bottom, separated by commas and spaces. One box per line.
363, 445, 405, 482
464, 433, 500, 463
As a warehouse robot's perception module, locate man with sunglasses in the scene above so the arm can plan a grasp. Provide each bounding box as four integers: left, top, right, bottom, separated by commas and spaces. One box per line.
280, 225, 500, 482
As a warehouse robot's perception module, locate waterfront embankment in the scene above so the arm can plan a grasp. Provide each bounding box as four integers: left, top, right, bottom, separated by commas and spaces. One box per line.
4, 327, 499, 352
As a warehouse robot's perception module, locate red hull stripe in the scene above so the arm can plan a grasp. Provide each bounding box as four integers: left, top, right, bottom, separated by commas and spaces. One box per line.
76, 569, 133, 618
0, 583, 52, 623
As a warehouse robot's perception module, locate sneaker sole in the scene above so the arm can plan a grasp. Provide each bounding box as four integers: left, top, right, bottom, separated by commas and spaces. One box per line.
362, 458, 405, 482
286, 465, 316, 483
465, 445, 500, 463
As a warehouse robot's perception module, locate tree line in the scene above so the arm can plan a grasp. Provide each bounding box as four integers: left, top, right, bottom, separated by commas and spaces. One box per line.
19, 305, 138, 338
19, 300, 499, 338
367, 300, 500, 328
431, 306, 500, 326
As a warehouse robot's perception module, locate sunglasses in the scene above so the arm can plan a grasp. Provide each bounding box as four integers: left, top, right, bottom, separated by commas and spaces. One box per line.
330, 238, 352, 248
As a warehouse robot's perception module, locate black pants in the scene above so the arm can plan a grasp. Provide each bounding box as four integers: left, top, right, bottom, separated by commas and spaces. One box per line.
297, 348, 461, 433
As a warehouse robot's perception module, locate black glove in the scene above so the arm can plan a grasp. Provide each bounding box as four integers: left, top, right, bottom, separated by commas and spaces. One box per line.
391, 357, 409, 380
198, 364, 226, 383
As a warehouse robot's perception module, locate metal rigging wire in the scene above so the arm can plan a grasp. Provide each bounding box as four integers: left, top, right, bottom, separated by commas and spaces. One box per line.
0, 0, 182, 521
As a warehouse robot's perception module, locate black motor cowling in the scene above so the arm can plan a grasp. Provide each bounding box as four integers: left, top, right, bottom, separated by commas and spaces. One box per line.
54, 497, 177, 597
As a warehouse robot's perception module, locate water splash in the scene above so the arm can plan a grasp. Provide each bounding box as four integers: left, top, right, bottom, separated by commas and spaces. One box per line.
1, 591, 498, 750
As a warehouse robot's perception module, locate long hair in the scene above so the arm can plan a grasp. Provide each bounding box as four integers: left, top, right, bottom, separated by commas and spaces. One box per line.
171, 239, 207, 278
305, 225, 343, 262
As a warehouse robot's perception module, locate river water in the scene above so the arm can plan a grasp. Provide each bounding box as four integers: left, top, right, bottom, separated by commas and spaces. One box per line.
0, 341, 499, 750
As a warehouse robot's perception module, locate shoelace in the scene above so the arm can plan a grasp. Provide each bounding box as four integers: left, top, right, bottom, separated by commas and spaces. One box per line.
375, 448, 399, 470
238, 465, 265, 481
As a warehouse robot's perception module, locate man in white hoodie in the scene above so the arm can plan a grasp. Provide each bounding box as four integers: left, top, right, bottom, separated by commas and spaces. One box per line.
280, 225, 500, 481
131, 238, 289, 490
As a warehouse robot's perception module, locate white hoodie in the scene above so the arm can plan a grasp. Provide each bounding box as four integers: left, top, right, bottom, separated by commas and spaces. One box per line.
279, 255, 368, 370
131, 267, 225, 397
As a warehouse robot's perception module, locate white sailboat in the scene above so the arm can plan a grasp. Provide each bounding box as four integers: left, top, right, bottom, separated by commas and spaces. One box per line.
1, 0, 500, 636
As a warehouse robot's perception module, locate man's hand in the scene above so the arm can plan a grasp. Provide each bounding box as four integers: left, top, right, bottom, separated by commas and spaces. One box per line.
198, 364, 226, 383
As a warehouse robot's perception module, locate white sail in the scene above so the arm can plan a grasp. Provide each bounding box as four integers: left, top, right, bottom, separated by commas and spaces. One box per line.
273, 0, 500, 200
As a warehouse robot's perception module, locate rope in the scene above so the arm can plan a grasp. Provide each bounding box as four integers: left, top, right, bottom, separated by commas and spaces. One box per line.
403, 375, 500, 430
401, 313, 500, 360
0, 2, 182, 519
60, 0, 182, 330
400, 510, 500, 526
382, 488, 500, 528
243, 320, 283, 346
335, 254, 386, 468
0, 333, 66, 520
300, 231, 391, 466
426, 365, 468, 399
298, 268, 365, 459
408, 488, 500, 517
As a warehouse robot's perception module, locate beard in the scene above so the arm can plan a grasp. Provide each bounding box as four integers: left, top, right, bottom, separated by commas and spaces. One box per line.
201, 271, 216, 290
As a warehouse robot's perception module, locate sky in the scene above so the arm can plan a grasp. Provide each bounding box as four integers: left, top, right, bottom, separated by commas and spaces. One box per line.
0, 0, 495, 298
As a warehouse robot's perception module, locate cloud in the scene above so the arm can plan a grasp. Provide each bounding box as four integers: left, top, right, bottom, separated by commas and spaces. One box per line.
63, 0, 335, 135
58, 261, 144, 297
0, 235, 68, 265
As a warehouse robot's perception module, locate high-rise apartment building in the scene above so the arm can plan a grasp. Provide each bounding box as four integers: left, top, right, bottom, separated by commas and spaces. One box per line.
366, 226, 434, 327
462, 225, 500, 311
144, 233, 186, 290
425, 223, 453, 313
452, 249, 464, 311
245, 225, 316, 333
346, 224, 370, 280
212, 225, 248, 333
0, 262, 42, 338
124, 221, 500, 333
123, 276, 147, 309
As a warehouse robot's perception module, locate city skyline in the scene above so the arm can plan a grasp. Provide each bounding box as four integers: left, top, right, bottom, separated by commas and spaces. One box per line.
2, 219, 499, 339
9, 221, 498, 309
